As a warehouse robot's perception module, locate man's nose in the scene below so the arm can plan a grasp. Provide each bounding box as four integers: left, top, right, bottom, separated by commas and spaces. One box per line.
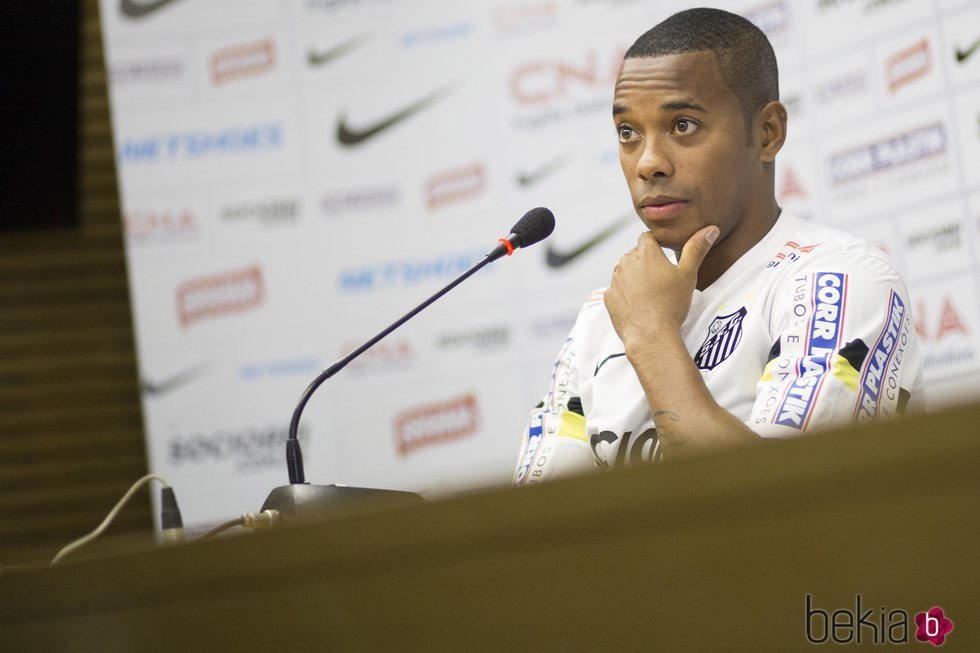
636, 137, 673, 180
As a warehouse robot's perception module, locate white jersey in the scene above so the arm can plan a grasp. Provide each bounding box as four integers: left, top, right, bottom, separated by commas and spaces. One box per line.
513, 211, 924, 486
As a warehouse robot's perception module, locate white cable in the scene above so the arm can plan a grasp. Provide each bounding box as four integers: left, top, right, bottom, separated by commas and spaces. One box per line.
51, 474, 170, 565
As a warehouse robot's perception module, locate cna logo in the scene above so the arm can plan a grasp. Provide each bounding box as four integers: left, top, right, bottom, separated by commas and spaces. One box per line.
425, 162, 486, 210
342, 339, 414, 372
744, 0, 791, 38
168, 424, 310, 471
321, 185, 398, 216
829, 122, 945, 185
176, 264, 264, 327
118, 123, 283, 164
394, 393, 479, 456
220, 198, 299, 227
885, 38, 931, 94
916, 294, 975, 374
805, 595, 954, 646
492, 1, 559, 35
509, 49, 623, 106
108, 56, 184, 85
777, 166, 808, 203
210, 38, 277, 86
916, 296, 969, 343
337, 247, 487, 292
124, 208, 199, 243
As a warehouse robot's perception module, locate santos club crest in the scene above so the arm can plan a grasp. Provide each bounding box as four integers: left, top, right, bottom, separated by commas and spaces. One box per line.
694, 307, 747, 370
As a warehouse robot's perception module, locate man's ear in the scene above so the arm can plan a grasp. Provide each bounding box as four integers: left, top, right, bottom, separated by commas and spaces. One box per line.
757, 101, 787, 163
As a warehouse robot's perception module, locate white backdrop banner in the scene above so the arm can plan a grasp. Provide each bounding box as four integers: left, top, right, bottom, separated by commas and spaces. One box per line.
100, 0, 980, 529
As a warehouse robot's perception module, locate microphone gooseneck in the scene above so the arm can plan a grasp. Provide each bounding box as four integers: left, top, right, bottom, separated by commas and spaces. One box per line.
284, 207, 556, 485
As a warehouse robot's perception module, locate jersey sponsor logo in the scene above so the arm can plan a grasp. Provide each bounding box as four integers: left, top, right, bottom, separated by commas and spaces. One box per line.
775, 272, 848, 429
767, 240, 821, 268
854, 290, 908, 423
694, 307, 747, 370
854, 291, 907, 423
589, 428, 661, 469
513, 410, 545, 486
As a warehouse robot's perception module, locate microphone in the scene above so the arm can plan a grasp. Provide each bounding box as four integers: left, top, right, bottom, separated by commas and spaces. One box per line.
487, 206, 557, 261
261, 208, 555, 519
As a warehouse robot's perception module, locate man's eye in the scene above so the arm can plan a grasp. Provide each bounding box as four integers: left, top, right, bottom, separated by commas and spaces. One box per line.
617, 125, 634, 142
674, 119, 698, 134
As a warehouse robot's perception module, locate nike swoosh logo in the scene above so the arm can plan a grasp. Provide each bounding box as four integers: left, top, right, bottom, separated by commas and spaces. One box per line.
516, 155, 569, 187
955, 38, 980, 63
594, 352, 626, 376
545, 215, 633, 268
120, 0, 183, 19
141, 363, 208, 396
336, 87, 449, 147
308, 33, 368, 67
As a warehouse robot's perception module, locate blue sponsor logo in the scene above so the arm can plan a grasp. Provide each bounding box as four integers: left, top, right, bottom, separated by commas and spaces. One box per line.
239, 357, 323, 381
854, 292, 905, 424
400, 22, 474, 47
829, 123, 945, 185
337, 248, 489, 292
118, 122, 283, 164
776, 272, 846, 429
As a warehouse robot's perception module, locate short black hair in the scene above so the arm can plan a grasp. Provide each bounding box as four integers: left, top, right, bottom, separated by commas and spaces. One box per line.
624, 8, 779, 139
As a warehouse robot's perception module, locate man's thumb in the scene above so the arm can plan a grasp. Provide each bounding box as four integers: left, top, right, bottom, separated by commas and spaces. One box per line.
679, 226, 719, 271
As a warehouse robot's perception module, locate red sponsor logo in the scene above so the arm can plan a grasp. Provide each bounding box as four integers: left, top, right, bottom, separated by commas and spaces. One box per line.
176, 264, 264, 327
509, 50, 624, 105
425, 162, 486, 210
210, 39, 276, 86
342, 339, 415, 371
394, 393, 479, 456
916, 296, 968, 342
885, 38, 930, 94
125, 208, 198, 240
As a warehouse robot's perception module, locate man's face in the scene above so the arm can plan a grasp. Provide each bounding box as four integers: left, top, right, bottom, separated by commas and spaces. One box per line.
613, 51, 758, 251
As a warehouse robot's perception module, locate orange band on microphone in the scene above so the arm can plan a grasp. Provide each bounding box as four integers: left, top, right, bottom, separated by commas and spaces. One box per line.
498, 238, 515, 256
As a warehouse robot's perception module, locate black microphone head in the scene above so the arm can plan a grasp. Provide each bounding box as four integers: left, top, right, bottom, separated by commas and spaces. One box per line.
510, 207, 555, 249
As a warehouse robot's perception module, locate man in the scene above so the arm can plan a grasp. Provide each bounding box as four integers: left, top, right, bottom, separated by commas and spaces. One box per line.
513, 8, 923, 486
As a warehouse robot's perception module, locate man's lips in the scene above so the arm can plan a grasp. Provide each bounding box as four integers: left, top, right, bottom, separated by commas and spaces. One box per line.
639, 198, 687, 220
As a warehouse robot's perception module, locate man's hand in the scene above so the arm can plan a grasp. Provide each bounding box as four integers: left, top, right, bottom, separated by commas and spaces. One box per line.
604, 225, 719, 348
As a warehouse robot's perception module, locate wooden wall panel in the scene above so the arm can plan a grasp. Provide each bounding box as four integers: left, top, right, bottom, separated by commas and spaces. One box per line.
0, 0, 151, 567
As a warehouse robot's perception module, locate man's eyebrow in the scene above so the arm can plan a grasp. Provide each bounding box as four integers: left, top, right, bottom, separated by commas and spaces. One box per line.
662, 100, 707, 112
612, 103, 628, 117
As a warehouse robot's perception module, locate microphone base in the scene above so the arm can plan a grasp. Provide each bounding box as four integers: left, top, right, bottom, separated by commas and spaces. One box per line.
261, 483, 424, 521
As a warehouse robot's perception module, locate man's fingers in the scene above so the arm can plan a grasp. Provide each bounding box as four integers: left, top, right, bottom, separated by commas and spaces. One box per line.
678, 226, 719, 273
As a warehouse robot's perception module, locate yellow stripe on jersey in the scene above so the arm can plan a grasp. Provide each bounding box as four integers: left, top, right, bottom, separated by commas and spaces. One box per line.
557, 409, 587, 442
760, 359, 775, 383
831, 352, 859, 392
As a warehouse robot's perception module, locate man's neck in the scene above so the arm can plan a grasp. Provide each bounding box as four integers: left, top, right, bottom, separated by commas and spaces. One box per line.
692, 201, 782, 291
